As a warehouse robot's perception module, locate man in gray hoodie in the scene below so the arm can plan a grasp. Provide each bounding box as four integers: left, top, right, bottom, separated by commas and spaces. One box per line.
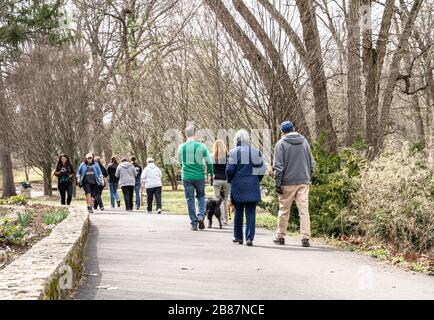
115, 158, 137, 212
273, 121, 316, 247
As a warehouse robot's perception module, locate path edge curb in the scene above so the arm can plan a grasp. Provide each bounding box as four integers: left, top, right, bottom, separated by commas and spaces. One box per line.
0, 207, 89, 300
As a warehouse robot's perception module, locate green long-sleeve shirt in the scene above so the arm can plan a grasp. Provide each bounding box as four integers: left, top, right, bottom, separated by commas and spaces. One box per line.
177, 140, 214, 181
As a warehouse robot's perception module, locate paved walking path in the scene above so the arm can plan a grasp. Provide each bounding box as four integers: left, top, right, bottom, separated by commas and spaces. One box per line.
74, 210, 434, 300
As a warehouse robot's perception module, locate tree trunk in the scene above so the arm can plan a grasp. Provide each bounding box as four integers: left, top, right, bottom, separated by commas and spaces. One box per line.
0, 141, 16, 198
232, 0, 309, 138
170, 165, 178, 191
295, 0, 337, 152
103, 146, 112, 167
204, 0, 310, 140
411, 92, 426, 146
258, 0, 337, 150
426, 63, 434, 169
345, 0, 363, 146
361, 0, 395, 158
377, 0, 424, 153
42, 164, 53, 197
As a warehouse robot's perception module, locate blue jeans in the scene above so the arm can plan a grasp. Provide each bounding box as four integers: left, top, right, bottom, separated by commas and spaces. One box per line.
183, 180, 206, 227
233, 202, 257, 241
135, 183, 141, 209
109, 183, 120, 208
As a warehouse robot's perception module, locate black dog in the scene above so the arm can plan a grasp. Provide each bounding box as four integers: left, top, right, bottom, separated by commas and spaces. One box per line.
206, 189, 225, 229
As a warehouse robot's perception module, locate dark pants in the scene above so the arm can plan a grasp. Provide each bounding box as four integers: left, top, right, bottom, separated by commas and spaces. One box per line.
93, 185, 105, 209
146, 187, 162, 212
233, 202, 257, 241
122, 186, 134, 211
59, 182, 73, 205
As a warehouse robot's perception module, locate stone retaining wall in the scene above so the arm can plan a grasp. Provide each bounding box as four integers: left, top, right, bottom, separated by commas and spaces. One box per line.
0, 207, 89, 300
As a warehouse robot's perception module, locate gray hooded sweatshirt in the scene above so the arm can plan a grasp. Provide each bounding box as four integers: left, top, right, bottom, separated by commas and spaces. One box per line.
273, 133, 316, 187
115, 162, 137, 188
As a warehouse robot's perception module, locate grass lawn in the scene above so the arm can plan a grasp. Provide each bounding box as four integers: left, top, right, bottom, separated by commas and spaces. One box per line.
0, 168, 44, 191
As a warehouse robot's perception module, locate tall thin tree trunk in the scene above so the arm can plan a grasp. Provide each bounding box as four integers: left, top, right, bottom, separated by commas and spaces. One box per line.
426, 62, 434, 169
377, 0, 424, 153
0, 141, 16, 198
346, 0, 363, 146
411, 93, 425, 145
295, 0, 337, 152
361, 0, 395, 159
42, 164, 53, 197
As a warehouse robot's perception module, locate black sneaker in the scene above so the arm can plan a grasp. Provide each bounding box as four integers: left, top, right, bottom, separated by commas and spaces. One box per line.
100, 207, 104, 211
87, 206, 93, 214
273, 237, 285, 245
302, 239, 311, 247
232, 238, 243, 245
198, 218, 205, 230
117, 201, 121, 208
246, 240, 253, 247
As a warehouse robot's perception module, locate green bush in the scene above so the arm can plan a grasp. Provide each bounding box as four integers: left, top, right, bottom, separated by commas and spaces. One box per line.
309, 145, 366, 237
0, 218, 26, 245
42, 208, 68, 226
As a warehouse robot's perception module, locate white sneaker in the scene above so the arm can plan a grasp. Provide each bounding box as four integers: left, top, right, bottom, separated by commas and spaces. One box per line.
157, 209, 162, 215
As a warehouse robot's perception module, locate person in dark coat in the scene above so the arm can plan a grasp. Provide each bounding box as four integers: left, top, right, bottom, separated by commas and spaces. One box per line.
54, 154, 75, 206
107, 157, 121, 208
226, 129, 266, 247
94, 156, 108, 211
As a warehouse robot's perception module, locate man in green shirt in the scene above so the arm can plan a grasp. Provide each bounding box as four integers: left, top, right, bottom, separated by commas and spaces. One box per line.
177, 126, 214, 230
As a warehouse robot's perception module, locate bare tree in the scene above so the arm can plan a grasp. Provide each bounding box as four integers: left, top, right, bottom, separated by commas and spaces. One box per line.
10, 45, 91, 196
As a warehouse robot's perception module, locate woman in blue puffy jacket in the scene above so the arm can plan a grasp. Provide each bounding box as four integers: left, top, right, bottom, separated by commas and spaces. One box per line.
226, 129, 266, 247
76, 153, 104, 213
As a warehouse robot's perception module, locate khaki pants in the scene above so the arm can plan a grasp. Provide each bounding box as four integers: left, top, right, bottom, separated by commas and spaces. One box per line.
277, 185, 311, 240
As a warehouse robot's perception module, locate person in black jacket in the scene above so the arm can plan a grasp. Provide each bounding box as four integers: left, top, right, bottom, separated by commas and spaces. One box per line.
212, 140, 230, 225
131, 156, 143, 210
93, 156, 108, 211
107, 157, 121, 208
54, 154, 75, 205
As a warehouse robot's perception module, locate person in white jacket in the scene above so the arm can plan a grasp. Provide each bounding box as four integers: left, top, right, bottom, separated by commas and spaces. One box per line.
141, 158, 163, 214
